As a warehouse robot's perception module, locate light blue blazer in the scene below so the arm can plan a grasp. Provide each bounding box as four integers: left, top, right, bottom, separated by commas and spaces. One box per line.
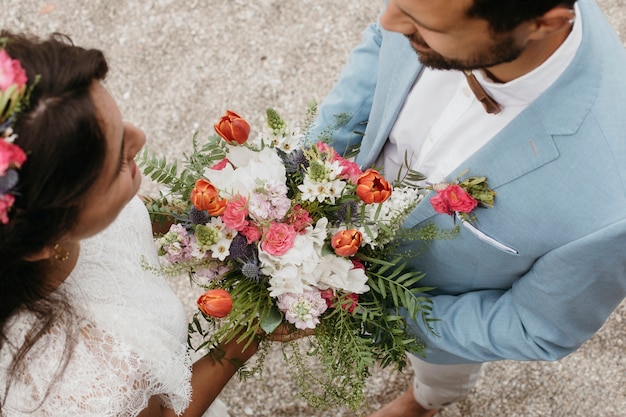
309, 0, 626, 364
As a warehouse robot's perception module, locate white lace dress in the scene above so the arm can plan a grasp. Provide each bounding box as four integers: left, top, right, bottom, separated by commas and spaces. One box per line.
0, 197, 230, 417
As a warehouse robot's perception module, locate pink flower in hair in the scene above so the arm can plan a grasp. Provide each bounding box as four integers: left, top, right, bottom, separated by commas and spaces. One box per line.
0, 140, 27, 176
0, 50, 27, 91
0, 194, 15, 224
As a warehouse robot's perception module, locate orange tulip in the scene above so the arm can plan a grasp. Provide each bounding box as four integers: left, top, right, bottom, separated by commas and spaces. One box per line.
356, 169, 392, 204
331, 229, 362, 257
214, 110, 251, 145
190, 178, 227, 216
197, 289, 233, 318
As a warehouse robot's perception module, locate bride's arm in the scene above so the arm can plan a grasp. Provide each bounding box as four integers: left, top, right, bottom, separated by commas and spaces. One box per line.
145, 326, 309, 417
161, 337, 259, 417
133, 335, 260, 417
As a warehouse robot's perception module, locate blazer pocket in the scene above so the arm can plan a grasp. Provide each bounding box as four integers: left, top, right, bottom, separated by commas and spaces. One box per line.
456, 214, 519, 255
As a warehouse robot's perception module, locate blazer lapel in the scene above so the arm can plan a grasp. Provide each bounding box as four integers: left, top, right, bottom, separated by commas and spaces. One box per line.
357, 31, 422, 168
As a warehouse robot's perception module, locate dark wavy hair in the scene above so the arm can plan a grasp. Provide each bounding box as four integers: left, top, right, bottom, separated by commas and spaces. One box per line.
0, 31, 109, 409
467, 0, 577, 33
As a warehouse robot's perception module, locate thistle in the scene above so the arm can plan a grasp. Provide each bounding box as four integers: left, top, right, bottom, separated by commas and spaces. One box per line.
279, 147, 308, 174
189, 206, 210, 224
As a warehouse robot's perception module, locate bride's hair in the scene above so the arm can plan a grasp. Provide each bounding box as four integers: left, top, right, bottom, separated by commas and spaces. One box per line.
0, 31, 109, 408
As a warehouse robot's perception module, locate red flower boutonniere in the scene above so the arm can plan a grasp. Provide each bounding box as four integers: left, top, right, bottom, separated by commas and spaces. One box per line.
429, 170, 496, 222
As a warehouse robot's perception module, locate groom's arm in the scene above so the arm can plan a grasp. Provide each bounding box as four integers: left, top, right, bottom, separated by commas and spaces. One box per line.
402, 219, 626, 364
307, 14, 384, 155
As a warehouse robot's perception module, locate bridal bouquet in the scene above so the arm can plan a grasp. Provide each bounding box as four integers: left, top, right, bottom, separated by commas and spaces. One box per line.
140, 108, 440, 412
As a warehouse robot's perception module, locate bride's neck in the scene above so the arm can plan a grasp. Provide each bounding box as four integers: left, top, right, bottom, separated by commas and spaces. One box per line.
45, 241, 80, 291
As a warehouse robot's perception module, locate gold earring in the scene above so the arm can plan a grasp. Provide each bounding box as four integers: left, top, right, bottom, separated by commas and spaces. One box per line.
53, 243, 70, 262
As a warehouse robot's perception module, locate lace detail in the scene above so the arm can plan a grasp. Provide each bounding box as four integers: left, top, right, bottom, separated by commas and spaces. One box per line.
2, 314, 159, 416
0, 197, 208, 416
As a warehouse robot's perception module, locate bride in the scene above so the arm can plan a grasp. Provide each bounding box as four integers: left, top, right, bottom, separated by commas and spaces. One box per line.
0, 31, 263, 417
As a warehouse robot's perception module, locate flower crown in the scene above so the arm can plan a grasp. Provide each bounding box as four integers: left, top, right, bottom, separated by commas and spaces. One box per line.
0, 39, 32, 225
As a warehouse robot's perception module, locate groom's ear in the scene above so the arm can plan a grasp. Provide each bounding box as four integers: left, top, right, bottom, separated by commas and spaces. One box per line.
525, 7, 576, 41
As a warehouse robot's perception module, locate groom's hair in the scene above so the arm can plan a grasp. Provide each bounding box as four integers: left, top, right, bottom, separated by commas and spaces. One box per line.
467, 0, 577, 33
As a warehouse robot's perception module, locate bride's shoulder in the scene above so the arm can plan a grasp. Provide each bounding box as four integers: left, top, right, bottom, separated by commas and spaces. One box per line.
1, 313, 154, 417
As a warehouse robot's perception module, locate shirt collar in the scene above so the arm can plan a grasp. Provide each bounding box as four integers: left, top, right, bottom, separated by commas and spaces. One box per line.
472, 3, 583, 108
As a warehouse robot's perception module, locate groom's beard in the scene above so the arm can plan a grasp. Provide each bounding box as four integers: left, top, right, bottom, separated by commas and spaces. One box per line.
406, 31, 524, 71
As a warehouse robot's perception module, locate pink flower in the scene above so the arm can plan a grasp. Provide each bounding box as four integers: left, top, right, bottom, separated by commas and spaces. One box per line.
316, 141, 333, 155
320, 289, 334, 308
221, 195, 248, 231
0, 140, 27, 176
351, 258, 365, 270
0, 193, 15, 224
341, 293, 359, 313
287, 205, 313, 234
276, 290, 328, 330
241, 222, 262, 243
248, 180, 291, 222
335, 155, 363, 183
210, 158, 230, 170
261, 222, 297, 255
315, 141, 363, 183
319, 289, 359, 313
0, 50, 27, 91
430, 184, 478, 215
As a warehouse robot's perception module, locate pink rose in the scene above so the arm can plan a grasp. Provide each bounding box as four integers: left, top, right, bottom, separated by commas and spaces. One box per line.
261, 222, 297, 256
430, 184, 478, 215
241, 222, 262, 243
0, 50, 27, 91
221, 195, 248, 230
0, 140, 27, 176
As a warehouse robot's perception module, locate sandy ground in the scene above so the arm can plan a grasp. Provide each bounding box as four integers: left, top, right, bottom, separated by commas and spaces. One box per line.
2, 1, 625, 416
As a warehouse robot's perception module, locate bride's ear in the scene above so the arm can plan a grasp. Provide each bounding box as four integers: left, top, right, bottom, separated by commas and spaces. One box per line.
23, 245, 56, 262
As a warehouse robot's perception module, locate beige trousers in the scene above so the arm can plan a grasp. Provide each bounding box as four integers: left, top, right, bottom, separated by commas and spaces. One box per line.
409, 354, 484, 409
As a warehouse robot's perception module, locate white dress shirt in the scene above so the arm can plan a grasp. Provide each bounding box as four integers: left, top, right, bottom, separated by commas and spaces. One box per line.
381, 4, 582, 185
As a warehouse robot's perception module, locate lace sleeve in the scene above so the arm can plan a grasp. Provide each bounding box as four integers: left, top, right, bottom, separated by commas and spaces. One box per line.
2, 316, 175, 417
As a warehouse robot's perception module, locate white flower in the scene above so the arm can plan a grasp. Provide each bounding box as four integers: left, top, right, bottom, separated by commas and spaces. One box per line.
267, 129, 303, 154
261, 218, 328, 297
361, 187, 423, 247
297, 176, 347, 204
209, 239, 231, 261
314, 254, 369, 294
203, 146, 286, 198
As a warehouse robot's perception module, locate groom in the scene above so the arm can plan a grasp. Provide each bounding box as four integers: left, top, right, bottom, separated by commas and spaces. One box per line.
308, 0, 626, 416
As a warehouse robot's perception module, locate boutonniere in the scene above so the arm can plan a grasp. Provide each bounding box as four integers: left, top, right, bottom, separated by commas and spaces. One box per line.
429, 170, 496, 222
